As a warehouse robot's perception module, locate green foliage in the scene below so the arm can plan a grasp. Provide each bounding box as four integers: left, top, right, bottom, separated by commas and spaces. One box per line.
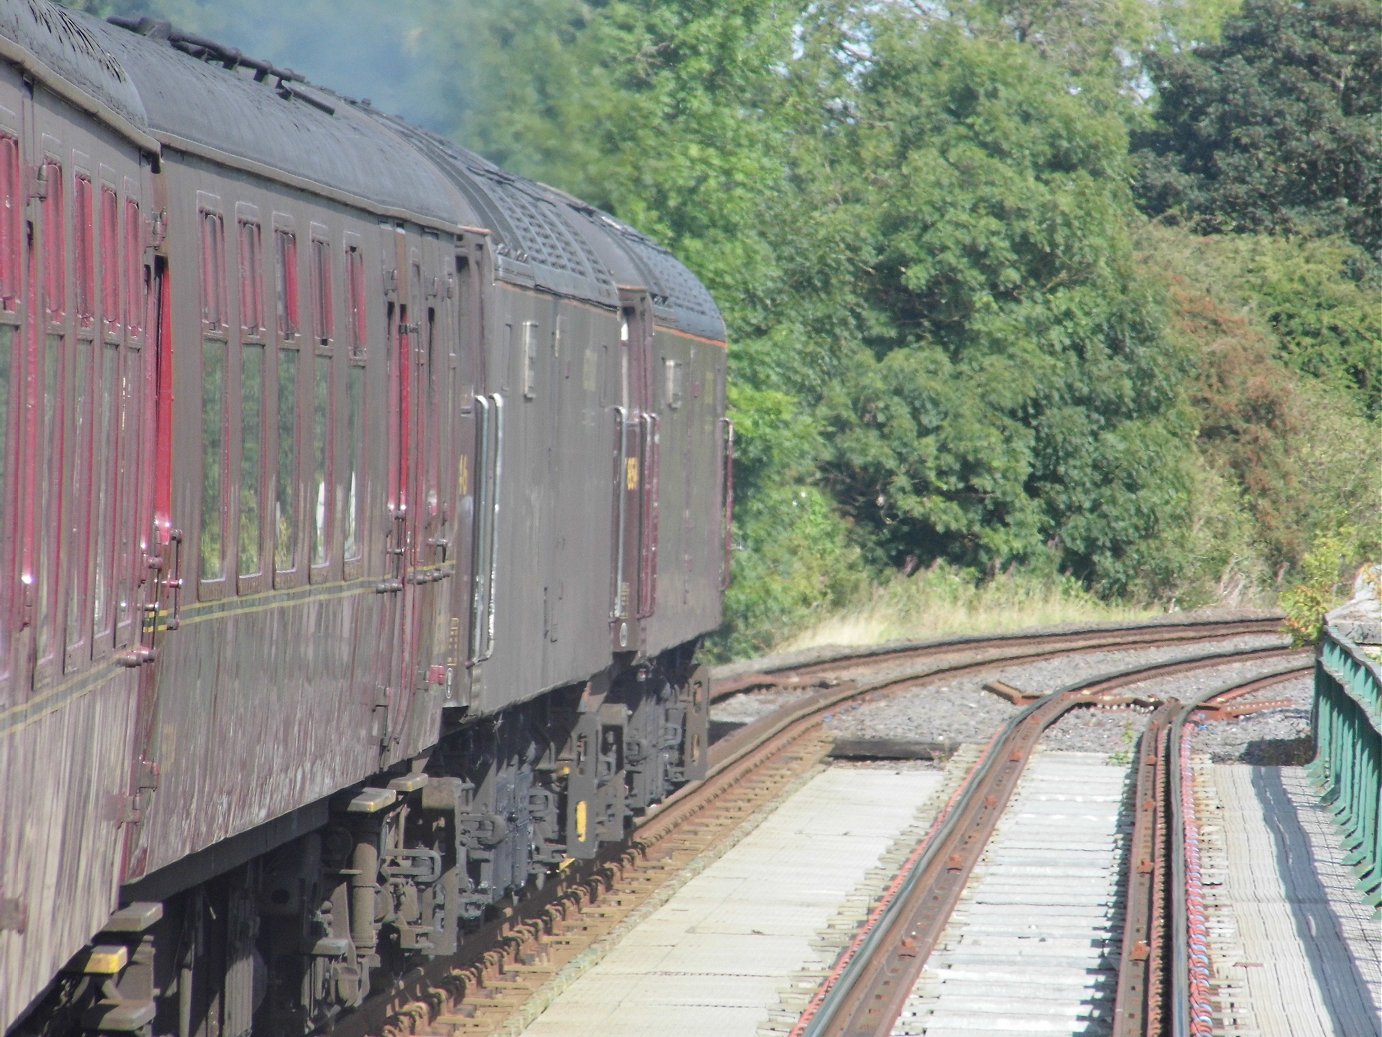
936, 0, 1164, 94
1135, 0, 1382, 259
1158, 456, 1270, 609
1203, 234, 1379, 415
1136, 222, 1382, 583
918, 0, 1245, 101
710, 482, 870, 660
804, 20, 1194, 595
1150, 0, 1245, 48
1127, 228, 1376, 423
1280, 525, 1368, 645
709, 382, 869, 659
726, 383, 823, 492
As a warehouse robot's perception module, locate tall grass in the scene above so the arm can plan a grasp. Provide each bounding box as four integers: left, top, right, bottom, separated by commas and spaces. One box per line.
773, 563, 1157, 653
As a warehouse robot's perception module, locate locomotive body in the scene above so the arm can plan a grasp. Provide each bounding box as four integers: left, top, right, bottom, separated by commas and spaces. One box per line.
0, 4, 729, 1033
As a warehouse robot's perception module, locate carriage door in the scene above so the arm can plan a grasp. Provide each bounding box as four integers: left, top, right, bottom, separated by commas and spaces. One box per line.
445, 238, 484, 707
610, 289, 658, 653
413, 235, 451, 711
376, 225, 418, 761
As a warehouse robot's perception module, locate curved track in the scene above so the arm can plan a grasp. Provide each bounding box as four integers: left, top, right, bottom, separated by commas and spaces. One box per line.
789, 648, 1306, 1036
331, 617, 1300, 1036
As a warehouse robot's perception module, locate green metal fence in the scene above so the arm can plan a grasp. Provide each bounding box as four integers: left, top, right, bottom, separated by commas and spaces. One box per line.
1311, 621, 1382, 913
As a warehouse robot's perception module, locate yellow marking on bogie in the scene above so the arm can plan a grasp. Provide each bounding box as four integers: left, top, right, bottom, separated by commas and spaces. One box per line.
64, 945, 129, 975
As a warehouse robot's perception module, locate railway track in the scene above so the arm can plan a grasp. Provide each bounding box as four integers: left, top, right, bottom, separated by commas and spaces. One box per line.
331, 616, 1303, 1037
792, 660, 1307, 1037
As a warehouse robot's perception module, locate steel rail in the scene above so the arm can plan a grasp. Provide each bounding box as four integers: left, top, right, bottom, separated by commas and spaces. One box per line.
1170, 665, 1309, 1037
645, 638, 1296, 852
1112, 662, 1310, 1037
1113, 702, 1176, 1037
354, 628, 1298, 1037
711, 616, 1285, 699
795, 689, 1089, 1036
794, 646, 1308, 1037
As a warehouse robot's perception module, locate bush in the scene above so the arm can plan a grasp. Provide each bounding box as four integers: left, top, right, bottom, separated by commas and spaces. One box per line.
1280, 526, 1374, 645
708, 481, 871, 660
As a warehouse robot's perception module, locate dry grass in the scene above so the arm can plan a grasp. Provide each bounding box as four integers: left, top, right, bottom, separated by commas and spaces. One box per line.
773, 565, 1158, 653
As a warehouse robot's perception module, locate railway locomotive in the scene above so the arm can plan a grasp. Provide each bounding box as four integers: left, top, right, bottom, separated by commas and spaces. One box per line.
0, 2, 730, 1033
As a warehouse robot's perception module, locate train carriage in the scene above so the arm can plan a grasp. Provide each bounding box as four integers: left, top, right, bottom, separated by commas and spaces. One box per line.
0, 4, 729, 1034
0, 2, 159, 1024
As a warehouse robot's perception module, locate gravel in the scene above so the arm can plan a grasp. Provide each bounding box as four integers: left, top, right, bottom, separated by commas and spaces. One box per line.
712, 632, 1316, 764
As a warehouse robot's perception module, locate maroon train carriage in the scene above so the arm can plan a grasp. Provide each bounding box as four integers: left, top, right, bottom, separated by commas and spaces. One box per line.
0, 3, 732, 1034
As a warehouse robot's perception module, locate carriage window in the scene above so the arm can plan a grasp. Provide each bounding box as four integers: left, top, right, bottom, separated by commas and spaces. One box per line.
101, 187, 119, 337
201, 211, 227, 329
115, 343, 142, 624
64, 336, 92, 649
200, 339, 226, 580
240, 343, 264, 576
239, 220, 263, 336
311, 238, 333, 346
0, 136, 18, 310
275, 229, 298, 339
34, 161, 66, 663
42, 162, 64, 319
312, 359, 330, 566
0, 140, 14, 609
92, 342, 118, 638
125, 200, 142, 338
345, 244, 366, 357
343, 363, 362, 561
35, 332, 61, 662
275, 348, 299, 571
74, 177, 94, 329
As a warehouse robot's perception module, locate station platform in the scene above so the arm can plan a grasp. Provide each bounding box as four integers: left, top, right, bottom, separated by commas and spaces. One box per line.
516, 764, 946, 1037
1196, 762, 1382, 1037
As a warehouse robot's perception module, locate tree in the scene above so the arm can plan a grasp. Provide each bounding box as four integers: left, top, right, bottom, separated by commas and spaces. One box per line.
1135, 222, 1382, 579
806, 18, 1192, 593
417, 0, 801, 315
889, 0, 1242, 102
1135, 0, 1382, 259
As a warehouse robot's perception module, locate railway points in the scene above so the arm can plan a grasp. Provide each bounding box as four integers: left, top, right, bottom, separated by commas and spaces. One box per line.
450, 615, 1377, 1037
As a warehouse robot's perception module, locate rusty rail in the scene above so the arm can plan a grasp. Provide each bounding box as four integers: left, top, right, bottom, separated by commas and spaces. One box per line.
794, 648, 1308, 1037
711, 616, 1284, 700
1114, 702, 1176, 1036
354, 626, 1298, 1037
792, 689, 1096, 1035
1113, 662, 1310, 1037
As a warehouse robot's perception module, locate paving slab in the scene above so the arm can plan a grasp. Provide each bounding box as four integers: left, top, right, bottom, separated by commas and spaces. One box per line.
517, 765, 944, 1037
1199, 762, 1382, 1037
